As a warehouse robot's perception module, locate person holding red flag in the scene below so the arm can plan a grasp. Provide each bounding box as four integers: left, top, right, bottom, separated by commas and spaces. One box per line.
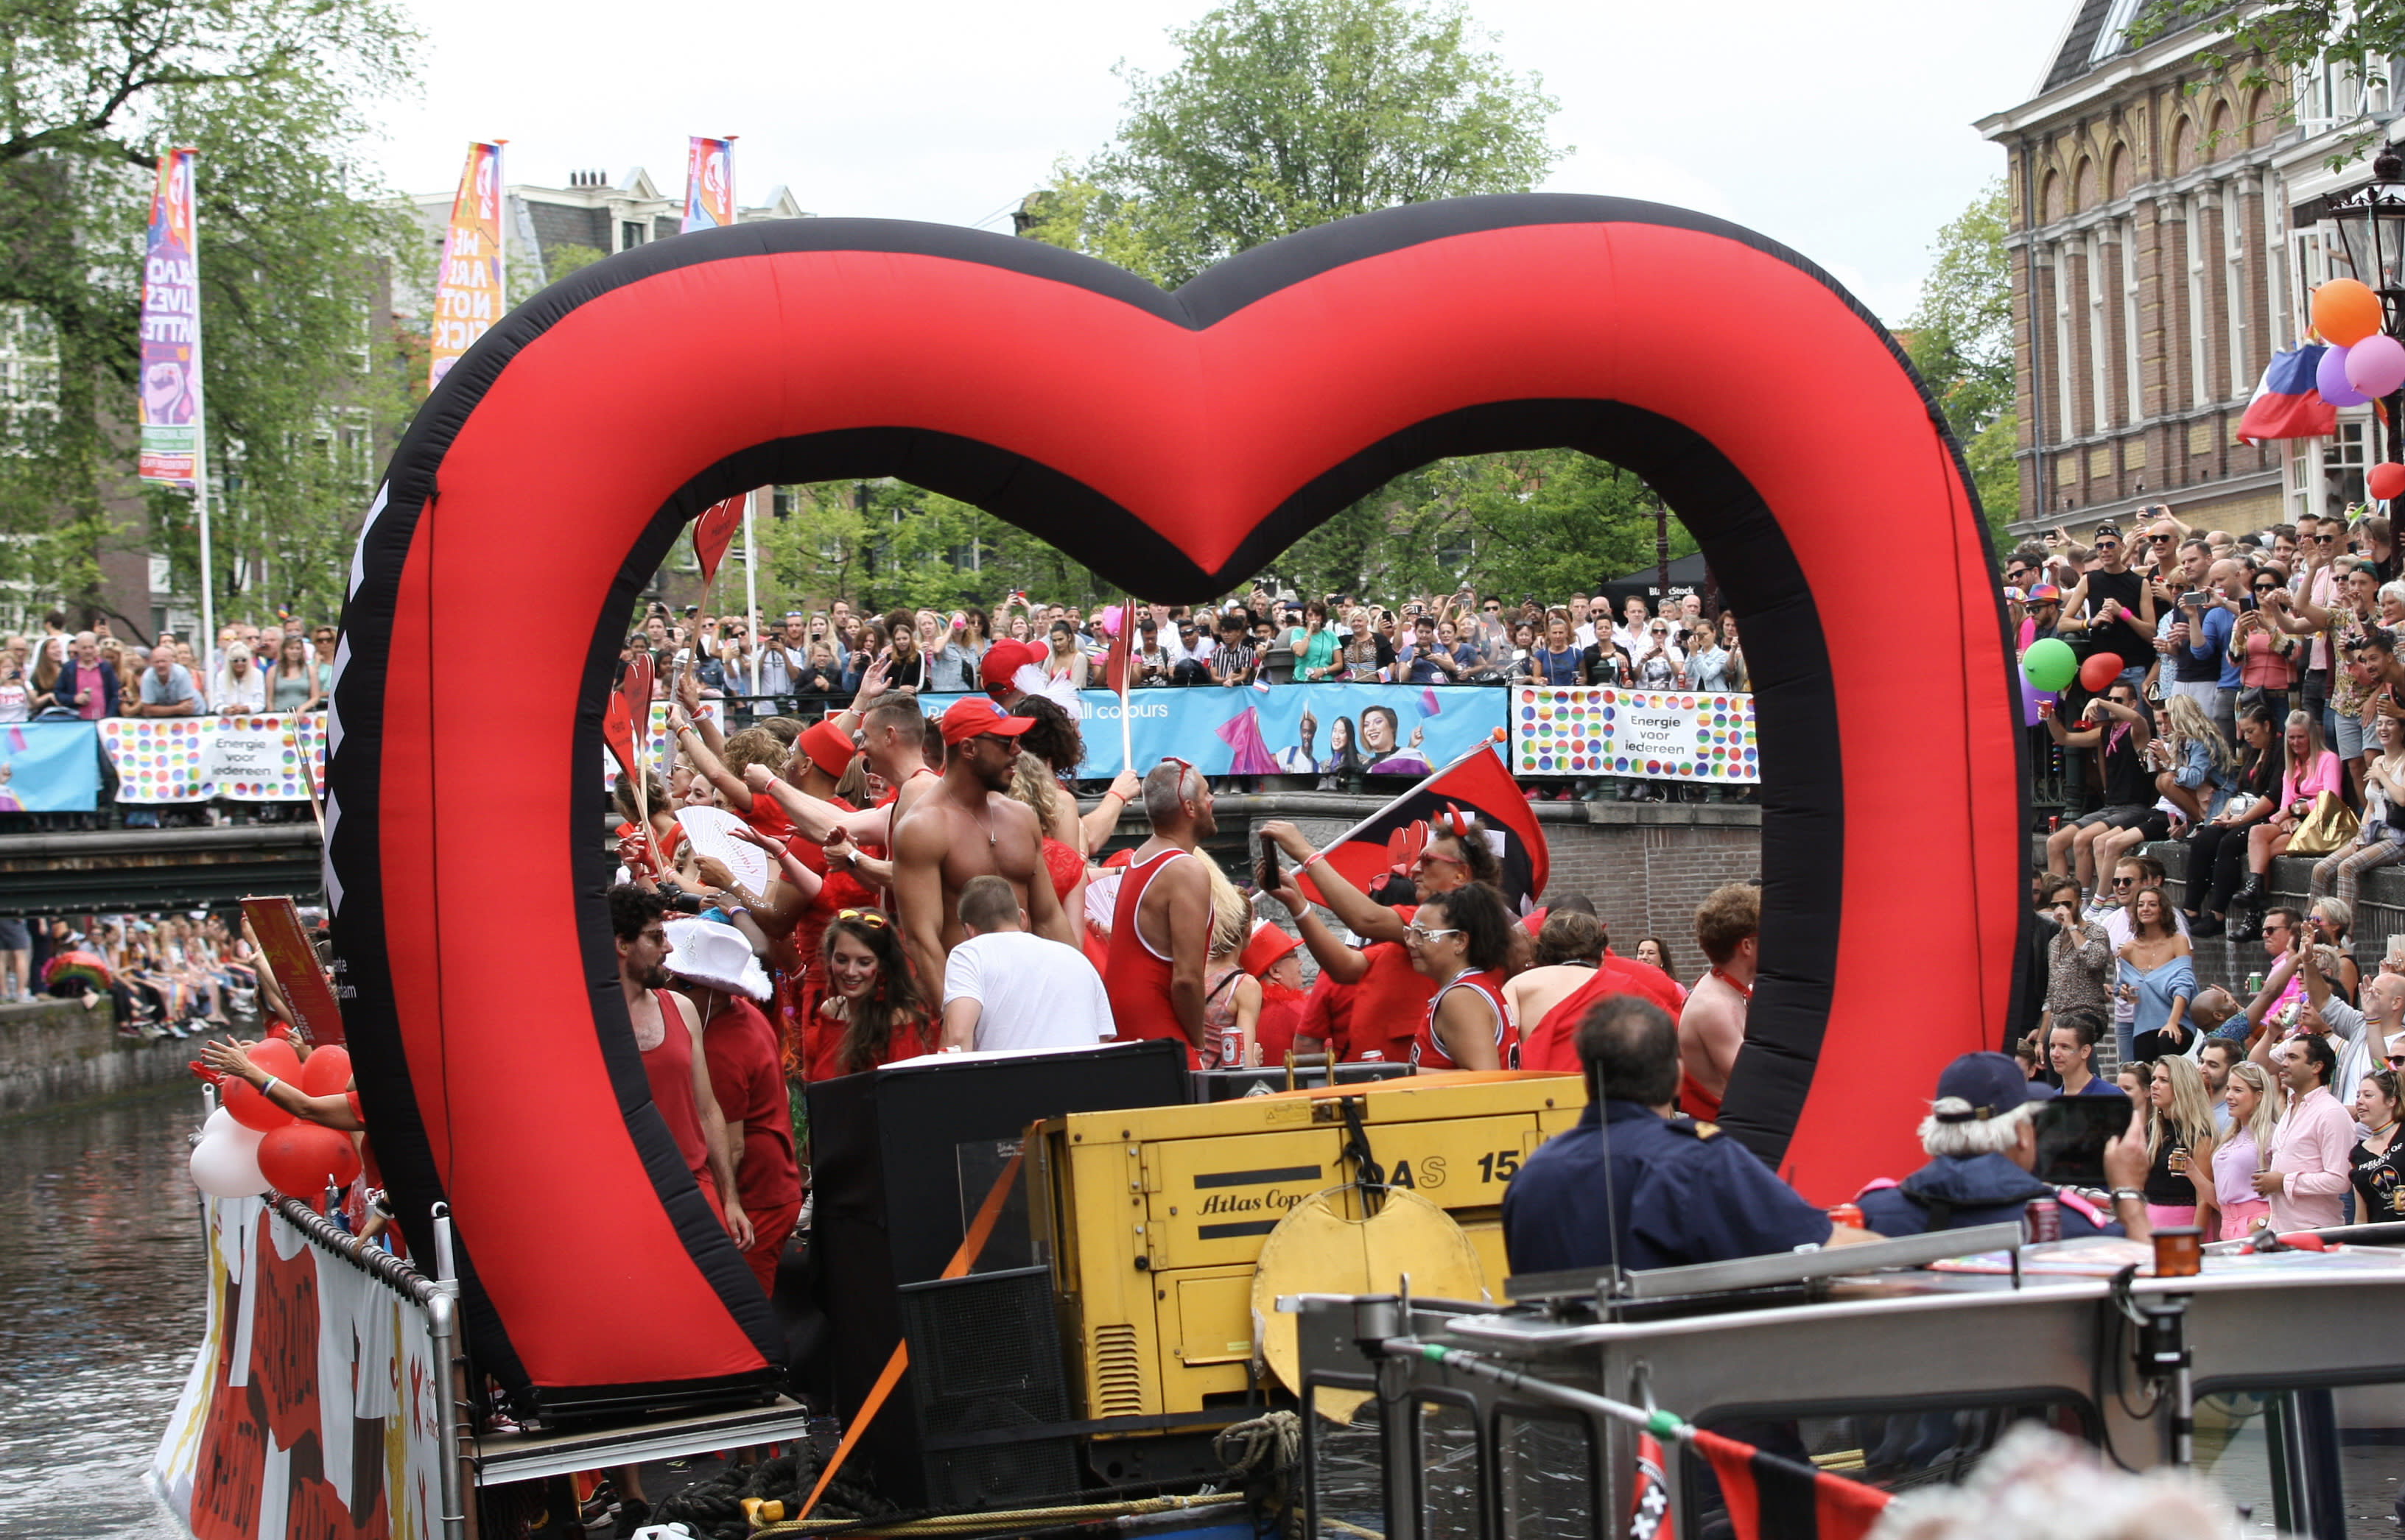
1258, 809, 1501, 1063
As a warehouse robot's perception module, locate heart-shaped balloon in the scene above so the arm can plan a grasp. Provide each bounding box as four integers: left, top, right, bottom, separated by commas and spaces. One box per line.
326, 198, 2018, 1413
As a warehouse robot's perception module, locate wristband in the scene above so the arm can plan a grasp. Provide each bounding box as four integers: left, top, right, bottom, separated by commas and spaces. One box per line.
1302, 850, 1327, 871
259, 1075, 281, 1099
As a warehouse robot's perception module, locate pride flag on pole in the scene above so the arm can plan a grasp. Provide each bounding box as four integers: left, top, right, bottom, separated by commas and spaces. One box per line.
429, 141, 505, 390
137, 149, 202, 488
683, 137, 737, 233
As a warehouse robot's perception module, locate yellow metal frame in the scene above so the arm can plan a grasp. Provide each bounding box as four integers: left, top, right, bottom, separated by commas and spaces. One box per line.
1028, 1072, 1587, 1427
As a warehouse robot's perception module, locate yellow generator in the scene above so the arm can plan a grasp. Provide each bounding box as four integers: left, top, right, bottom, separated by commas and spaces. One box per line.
1027, 1072, 1585, 1477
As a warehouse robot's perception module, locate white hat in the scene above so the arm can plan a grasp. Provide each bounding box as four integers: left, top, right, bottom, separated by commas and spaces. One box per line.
662, 917, 773, 1002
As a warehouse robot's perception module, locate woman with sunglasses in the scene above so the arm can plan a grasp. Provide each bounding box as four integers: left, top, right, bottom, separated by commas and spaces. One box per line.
808, 908, 935, 1080
1404, 882, 1519, 1071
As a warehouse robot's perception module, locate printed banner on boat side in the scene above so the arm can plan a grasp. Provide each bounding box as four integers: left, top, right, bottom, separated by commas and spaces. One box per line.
912, 684, 1508, 778
1510, 686, 1758, 781
99, 714, 326, 802
0, 720, 102, 810
152, 1196, 446, 1540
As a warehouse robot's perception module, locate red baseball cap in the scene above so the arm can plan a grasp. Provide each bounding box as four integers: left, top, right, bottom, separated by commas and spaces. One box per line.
939, 695, 1036, 745
980, 639, 1039, 697
796, 718, 857, 778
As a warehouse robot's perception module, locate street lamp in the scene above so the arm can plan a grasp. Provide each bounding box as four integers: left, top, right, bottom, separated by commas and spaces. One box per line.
2325, 143, 2405, 463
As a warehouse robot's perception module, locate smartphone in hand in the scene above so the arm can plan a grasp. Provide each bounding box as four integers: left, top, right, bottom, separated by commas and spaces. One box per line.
1257, 831, 1282, 895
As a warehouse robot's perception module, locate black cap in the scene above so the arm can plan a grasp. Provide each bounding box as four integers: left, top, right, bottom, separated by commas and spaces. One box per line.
1932, 1051, 2054, 1122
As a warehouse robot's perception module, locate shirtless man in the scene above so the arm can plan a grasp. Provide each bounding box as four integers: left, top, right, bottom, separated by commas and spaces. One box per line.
1504, 910, 1607, 1034
1678, 882, 1758, 1121
891, 697, 1075, 988
745, 692, 937, 859
1105, 760, 1218, 1062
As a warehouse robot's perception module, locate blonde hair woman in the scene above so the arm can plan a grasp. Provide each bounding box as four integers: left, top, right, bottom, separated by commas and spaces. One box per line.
2154, 694, 2236, 825
1197, 860, 1260, 1069
2144, 1053, 2219, 1234
2213, 1061, 2280, 1240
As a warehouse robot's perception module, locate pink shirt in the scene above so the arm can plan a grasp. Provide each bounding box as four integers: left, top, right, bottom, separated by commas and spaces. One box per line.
2269, 1084, 2356, 1231
2281, 749, 2343, 809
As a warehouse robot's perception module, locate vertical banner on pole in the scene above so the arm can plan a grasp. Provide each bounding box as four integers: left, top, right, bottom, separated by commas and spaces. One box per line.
429, 141, 506, 391
682, 137, 737, 233
137, 149, 202, 488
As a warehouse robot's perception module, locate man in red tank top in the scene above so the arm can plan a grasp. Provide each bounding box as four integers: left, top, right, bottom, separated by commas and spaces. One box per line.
1104, 759, 1217, 1063
611, 886, 751, 1250
1259, 816, 1503, 1061
1679, 883, 1759, 1122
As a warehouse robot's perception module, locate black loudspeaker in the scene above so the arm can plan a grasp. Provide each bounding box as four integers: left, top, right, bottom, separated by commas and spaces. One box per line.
898, 1266, 1078, 1508
1192, 1061, 1415, 1101
807, 1039, 1189, 1507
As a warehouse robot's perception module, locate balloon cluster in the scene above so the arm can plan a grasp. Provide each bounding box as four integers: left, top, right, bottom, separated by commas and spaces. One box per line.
2014, 638, 2128, 725
187, 1041, 361, 1209
2314, 279, 2405, 404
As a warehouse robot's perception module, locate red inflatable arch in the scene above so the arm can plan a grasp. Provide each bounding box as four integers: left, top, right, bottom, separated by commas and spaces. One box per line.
326, 197, 2026, 1410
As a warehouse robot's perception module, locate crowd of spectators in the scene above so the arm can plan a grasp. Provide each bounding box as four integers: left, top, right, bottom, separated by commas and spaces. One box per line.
2011, 500, 2405, 1243
0, 613, 334, 723
1, 907, 263, 1036
611, 583, 1749, 720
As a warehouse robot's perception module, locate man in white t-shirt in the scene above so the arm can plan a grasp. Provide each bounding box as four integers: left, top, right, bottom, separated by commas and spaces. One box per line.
939, 875, 1115, 1051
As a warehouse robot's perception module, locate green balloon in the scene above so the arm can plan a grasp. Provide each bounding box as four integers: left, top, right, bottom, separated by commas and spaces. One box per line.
2021, 636, 2076, 692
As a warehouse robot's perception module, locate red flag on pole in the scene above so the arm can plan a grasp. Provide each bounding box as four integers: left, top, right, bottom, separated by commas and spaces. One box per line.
693, 496, 744, 584
1627, 1430, 1672, 1539
603, 692, 639, 784
609, 652, 655, 779
1101, 602, 1133, 695
1293, 740, 1548, 912
1690, 1427, 1889, 1540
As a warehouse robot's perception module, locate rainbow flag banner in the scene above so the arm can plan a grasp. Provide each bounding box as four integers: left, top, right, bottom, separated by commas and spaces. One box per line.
1512, 686, 1758, 782
99, 714, 326, 802
429, 141, 505, 390
137, 149, 202, 487
682, 136, 736, 233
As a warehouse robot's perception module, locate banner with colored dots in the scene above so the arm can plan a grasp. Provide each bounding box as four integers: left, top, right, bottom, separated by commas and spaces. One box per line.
1510, 687, 1759, 782
99, 714, 326, 801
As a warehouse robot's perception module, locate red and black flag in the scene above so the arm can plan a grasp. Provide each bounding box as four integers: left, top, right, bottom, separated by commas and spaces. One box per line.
1690, 1427, 1889, 1540
1627, 1430, 1672, 1539
1295, 741, 1548, 912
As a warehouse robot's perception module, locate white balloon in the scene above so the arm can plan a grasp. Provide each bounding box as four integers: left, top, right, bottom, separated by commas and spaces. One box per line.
189, 1123, 269, 1198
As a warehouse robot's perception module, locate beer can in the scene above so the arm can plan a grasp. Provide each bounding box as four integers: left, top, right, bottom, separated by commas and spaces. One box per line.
1360, 1049, 1383, 1062
1826, 1203, 1864, 1229
2245, 971, 2265, 997
2047, 815, 2061, 832
2024, 1196, 2061, 1244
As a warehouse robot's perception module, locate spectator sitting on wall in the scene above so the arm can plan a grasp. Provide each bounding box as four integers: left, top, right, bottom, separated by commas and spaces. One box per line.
2312, 711, 2405, 911
2040, 681, 2157, 894
2230, 710, 2344, 943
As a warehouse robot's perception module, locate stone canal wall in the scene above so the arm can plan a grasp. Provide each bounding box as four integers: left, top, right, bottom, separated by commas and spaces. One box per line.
0, 997, 190, 1117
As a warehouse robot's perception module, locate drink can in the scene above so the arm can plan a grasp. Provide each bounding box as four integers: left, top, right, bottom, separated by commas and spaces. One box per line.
1826, 1203, 1864, 1229
2024, 1196, 2061, 1244
2245, 971, 2265, 997
2048, 815, 2060, 832
1360, 1049, 1383, 1062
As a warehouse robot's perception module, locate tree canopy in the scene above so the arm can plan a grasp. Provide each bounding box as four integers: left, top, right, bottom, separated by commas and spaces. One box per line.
0, 0, 422, 630
1902, 180, 2019, 535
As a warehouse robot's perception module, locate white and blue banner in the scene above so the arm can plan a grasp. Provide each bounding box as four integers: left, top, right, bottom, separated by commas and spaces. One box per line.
917, 685, 1508, 778
0, 720, 102, 810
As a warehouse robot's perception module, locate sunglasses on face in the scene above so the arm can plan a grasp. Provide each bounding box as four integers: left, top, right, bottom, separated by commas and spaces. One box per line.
2111, 877, 2133, 887
2095, 541, 2120, 552
1404, 924, 1461, 943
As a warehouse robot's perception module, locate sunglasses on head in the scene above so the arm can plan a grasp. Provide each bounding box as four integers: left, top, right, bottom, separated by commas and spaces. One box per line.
835, 908, 889, 928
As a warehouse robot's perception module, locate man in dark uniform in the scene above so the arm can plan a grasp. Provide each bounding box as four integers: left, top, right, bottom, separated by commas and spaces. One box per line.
1503, 996, 1881, 1275
1856, 1052, 2153, 1240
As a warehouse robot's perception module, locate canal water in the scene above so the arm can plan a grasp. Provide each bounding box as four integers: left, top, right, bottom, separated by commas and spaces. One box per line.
1, 1085, 206, 1539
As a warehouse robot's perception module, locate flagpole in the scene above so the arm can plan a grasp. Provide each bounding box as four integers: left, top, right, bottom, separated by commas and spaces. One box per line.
744, 488, 762, 702
1119, 598, 1134, 779
189, 152, 214, 669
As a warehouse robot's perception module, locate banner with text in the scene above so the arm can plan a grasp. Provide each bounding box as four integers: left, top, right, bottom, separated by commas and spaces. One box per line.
0, 721, 102, 810
429, 141, 505, 390
100, 714, 326, 802
137, 147, 202, 487
1511, 686, 1758, 782
916, 684, 1507, 778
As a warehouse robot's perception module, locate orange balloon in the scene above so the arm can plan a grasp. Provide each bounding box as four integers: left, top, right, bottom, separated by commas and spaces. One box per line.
2314, 278, 2385, 348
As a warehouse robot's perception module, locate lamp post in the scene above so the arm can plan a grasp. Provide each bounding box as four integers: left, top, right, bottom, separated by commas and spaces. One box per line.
2325, 144, 2405, 466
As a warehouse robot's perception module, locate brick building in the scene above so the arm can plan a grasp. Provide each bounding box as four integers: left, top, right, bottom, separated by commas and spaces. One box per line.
1977, 0, 2403, 541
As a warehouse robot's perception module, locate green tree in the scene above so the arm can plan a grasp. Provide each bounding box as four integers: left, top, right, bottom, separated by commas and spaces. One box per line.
1903, 179, 2020, 535
2135, 1, 2395, 161
0, 0, 421, 630
1025, 0, 1563, 288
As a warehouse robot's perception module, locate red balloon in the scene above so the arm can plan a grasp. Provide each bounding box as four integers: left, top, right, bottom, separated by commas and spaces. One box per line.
298, 1044, 353, 1097
2077, 652, 2125, 693
257, 1122, 361, 1203
221, 1076, 295, 1133
249, 1038, 303, 1083
2373, 463, 2405, 502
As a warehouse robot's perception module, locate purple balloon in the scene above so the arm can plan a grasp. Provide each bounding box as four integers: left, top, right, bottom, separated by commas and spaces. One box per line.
2349, 332, 2405, 398
2018, 671, 2057, 728
2321, 342, 2371, 407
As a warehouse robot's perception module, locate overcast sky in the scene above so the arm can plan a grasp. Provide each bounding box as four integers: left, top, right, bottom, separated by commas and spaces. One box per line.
375, 0, 2078, 325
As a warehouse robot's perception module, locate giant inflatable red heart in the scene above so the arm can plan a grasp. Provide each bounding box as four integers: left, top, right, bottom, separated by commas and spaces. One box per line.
324, 197, 2023, 1410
